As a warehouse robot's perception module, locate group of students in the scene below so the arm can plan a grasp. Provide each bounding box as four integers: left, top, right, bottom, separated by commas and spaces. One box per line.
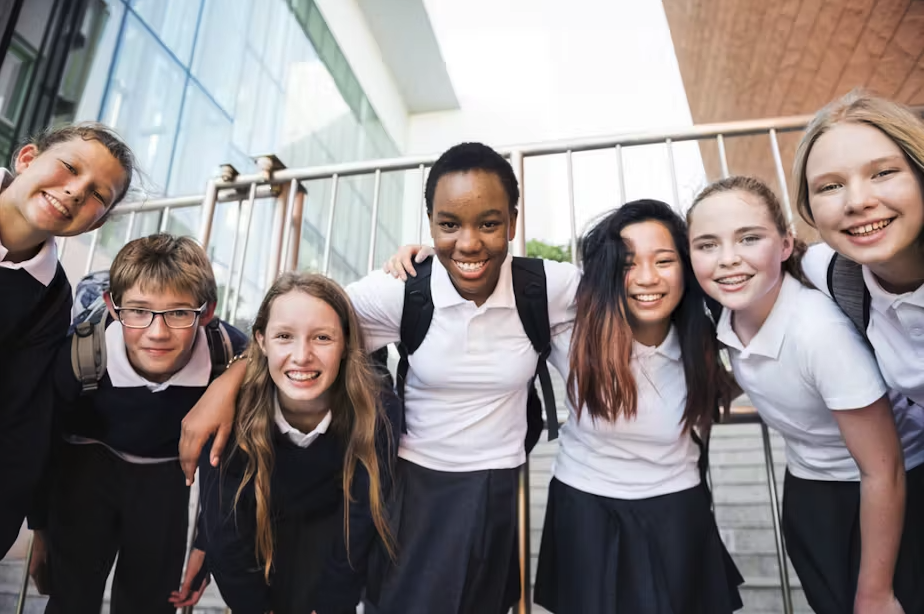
1, 88, 924, 614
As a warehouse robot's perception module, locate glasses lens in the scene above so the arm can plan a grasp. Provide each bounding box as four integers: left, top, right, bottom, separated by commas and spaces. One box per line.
164, 310, 199, 328
119, 309, 154, 328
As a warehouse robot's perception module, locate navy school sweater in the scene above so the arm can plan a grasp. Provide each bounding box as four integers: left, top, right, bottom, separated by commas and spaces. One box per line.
196, 390, 401, 614
0, 264, 71, 553
26, 320, 247, 530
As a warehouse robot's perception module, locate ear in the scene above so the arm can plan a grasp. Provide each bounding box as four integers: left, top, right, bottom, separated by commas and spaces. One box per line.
13, 144, 39, 175
780, 233, 795, 263
103, 292, 119, 322
198, 301, 217, 327
255, 331, 266, 355
508, 209, 518, 242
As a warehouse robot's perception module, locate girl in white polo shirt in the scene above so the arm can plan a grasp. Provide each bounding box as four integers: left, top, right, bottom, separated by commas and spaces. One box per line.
687, 175, 923, 614
533, 199, 743, 614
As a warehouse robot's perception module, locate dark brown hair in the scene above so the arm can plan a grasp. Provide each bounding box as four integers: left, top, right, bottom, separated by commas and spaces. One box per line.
569, 199, 735, 430
687, 176, 812, 287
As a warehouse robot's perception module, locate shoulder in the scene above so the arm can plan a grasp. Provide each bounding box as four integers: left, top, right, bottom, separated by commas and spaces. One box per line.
538, 259, 580, 325
788, 282, 857, 335
801, 243, 837, 298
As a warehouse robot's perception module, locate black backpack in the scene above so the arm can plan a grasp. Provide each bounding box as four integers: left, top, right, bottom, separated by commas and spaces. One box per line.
826, 253, 870, 339
392, 256, 559, 453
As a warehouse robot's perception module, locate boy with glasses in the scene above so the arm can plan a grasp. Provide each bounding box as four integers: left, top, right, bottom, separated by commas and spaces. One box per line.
30, 233, 247, 614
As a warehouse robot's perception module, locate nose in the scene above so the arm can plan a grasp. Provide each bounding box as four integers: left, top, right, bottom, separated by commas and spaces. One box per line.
633, 260, 660, 286
146, 313, 171, 339
290, 339, 314, 365
63, 176, 89, 205
455, 227, 482, 253
844, 178, 877, 215
717, 242, 741, 268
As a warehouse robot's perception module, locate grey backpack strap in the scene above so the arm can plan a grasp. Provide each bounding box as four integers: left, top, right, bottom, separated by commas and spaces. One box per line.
71, 315, 108, 393
827, 253, 870, 338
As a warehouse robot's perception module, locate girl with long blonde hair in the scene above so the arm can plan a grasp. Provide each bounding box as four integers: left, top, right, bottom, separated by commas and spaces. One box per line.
190, 272, 397, 614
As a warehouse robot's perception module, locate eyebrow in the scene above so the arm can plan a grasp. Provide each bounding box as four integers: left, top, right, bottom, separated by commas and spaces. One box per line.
121, 299, 199, 309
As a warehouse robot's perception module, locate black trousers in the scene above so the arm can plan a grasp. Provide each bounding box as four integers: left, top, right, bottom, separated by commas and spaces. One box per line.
44, 443, 189, 614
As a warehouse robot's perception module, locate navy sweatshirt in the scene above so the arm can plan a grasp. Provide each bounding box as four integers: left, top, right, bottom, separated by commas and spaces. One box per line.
0, 263, 71, 555
27, 320, 247, 530
197, 390, 401, 614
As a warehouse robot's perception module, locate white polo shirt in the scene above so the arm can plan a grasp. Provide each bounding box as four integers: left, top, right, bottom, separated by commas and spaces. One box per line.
804, 243, 924, 409
346, 254, 580, 472
550, 326, 702, 500
0, 168, 59, 287
717, 273, 914, 481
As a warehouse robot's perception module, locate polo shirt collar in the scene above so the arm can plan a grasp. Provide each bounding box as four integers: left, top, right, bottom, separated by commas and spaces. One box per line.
106, 323, 212, 391
0, 169, 59, 287
430, 252, 516, 310
717, 273, 800, 359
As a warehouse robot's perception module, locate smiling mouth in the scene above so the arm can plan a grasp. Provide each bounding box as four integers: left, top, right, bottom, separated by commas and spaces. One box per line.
631, 293, 665, 303
42, 192, 72, 219
453, 260, 487, 273
845, 218, 894, 237
715, 274, 752, 285
287, 371, 320, 381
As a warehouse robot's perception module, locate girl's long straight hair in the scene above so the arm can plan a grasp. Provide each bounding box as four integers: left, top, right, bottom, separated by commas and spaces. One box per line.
230, 272, 394, 580
568, 199, 734, 430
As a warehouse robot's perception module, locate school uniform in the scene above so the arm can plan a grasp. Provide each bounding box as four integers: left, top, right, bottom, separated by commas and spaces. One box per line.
196, 391, 401, 614
0, 168, 72, 557
37, 322, 247, 614
534, 326, 743, 614
716, 271, 924, 614
346, 254, 580, 614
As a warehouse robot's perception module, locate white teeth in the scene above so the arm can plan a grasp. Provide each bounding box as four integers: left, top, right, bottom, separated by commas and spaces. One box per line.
44, 193, 71, 219
848, 219, 892, 236
287, 371, 320, 381
633, 294, 664, 302
717, 275, 750, 285
454, 260, 486, 272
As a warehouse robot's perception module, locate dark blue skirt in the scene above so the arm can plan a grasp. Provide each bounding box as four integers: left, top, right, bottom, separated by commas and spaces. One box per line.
535, 478, 743, 614
364, 458, 521, 614
782, 463, 924, 614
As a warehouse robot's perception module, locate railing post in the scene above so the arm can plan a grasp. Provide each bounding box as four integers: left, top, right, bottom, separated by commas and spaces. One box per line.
565, 150, 578, 265
417, 164, 427, 244
285, 183, 306, 273
321, 174, 340, 276
761, 422, 794, 614
228, 183, 258, 324
197, 178, 219, 250
615, 144, 626, 206
84, 228, 100, 276
509, 149, 531, 614
716, 134, 730, 179
768, 129, 795, 231
15, 533, 34, 614
665, 138, 680, 208
367, 169, 383, 273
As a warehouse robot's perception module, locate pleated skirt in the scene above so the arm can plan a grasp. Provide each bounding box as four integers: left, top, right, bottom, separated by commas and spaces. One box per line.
364, 458, 521, 614
782, 463, 924, 614
534, 477, 744, 614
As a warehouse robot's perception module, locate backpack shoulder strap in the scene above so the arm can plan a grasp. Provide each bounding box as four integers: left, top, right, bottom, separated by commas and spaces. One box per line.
827, 253, 870, 337
511, 256, 558, 440
71, 303, 108, 393
204, 319, 234, 381
396, 257, 435, 433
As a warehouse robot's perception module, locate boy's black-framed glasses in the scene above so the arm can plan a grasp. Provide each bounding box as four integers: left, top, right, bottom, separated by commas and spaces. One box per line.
113, 304, 208, 329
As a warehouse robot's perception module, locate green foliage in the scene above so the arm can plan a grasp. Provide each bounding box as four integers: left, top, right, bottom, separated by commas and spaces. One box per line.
526, 239, 572, 263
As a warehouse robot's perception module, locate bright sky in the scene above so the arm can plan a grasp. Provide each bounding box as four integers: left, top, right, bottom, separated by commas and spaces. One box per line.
409, 0, 708, 246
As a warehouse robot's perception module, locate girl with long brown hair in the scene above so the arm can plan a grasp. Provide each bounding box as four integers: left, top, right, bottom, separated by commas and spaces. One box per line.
190, 272, 397, 614
534, 199, 743, 614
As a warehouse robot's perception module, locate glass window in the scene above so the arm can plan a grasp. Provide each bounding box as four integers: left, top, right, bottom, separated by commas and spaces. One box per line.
263, 2, 290, 85
131, 0, 202, 65
191, 0, 250, 114
101, 13, 185, 189
169, 82, 232, 197
232, 51, 260, 153
247, 1, 271, 61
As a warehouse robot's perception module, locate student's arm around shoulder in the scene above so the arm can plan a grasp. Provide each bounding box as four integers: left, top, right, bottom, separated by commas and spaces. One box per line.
345, 270, 405, 351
